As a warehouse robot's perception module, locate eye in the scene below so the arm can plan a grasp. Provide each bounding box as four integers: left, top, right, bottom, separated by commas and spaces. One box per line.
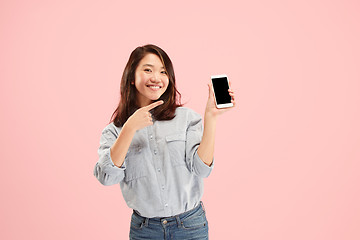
144, 68, 152, 72
161, 71, 167, 75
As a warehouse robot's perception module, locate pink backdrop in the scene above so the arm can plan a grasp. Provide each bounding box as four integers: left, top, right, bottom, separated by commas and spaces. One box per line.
1, 0, 359, 239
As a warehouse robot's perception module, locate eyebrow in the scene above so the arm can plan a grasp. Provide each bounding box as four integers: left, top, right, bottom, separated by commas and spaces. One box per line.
142, 64, 165, 69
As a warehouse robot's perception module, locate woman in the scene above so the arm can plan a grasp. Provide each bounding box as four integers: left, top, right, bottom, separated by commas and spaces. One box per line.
93, 44, 235, 239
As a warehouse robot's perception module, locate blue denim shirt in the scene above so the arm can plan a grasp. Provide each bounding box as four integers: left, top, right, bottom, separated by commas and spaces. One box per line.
93, 107, 214, 218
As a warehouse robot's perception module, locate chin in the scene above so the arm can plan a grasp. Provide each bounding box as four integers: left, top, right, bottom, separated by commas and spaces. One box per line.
151, 97, 162, 102
149, 94, 164, 101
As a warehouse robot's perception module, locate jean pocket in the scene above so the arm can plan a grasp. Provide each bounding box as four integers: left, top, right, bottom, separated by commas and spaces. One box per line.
165, 133, 187, 167
130, 214, 145, 230
181, 213, 208, 230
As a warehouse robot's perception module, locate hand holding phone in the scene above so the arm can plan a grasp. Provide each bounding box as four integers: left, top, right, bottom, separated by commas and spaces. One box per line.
211, 74, 233, 109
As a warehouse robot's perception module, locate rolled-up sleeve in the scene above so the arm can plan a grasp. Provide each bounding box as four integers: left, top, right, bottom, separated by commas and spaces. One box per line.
93, 127, 126, 186
185, 111, 214, 178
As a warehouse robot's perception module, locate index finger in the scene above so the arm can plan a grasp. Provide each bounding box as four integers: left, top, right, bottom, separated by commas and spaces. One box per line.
143, 100, 164, 111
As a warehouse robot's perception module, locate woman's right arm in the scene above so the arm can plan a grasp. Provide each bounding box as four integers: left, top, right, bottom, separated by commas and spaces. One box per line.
93, 124, 137, 186
94, 101, 164, 186
111, 100, 164, 167
93, 126, 129, 186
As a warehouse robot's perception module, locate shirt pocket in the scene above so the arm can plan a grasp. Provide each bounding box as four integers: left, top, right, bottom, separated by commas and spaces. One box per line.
124, 145, 147, 182
165, 132, 187, 167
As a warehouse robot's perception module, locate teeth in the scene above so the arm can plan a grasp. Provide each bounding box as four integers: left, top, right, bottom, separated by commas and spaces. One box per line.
148, 86, 160, 89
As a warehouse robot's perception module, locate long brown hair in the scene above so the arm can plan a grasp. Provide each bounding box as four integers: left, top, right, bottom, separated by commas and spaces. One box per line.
110, 44, 182, 127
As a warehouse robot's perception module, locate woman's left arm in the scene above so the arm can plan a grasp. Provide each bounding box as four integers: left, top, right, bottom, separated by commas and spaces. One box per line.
197, 82, 236, 166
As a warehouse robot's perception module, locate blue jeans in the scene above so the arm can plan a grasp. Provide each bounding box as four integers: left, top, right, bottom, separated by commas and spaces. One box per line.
129, 202, 209, 240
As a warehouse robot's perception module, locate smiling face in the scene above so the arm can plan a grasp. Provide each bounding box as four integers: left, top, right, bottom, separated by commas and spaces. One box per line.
134, 53, 169, 107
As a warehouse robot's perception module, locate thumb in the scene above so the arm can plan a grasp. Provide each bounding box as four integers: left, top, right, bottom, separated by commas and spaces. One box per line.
208, 83, 214, 99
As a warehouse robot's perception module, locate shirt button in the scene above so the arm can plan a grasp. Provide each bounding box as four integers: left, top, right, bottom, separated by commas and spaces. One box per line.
150, 135, 153, 139
165, 203, 168, 207
154, 150, 157, 155
157, 168, 161, 172
162, 185, 165, 190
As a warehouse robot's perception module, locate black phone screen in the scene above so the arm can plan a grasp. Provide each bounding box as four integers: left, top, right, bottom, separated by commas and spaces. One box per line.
212, 77, 231, 104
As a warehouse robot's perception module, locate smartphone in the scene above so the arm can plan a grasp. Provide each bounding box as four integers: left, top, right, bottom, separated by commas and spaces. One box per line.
211, 74, 233, 109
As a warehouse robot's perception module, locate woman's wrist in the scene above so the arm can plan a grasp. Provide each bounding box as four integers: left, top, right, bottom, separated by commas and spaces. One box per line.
204, 110, 219, 122
123, 121, 137, 134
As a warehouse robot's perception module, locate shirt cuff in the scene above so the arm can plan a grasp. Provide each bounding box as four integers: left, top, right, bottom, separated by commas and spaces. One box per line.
193, 151, 214, 178
102, 148, 126, 174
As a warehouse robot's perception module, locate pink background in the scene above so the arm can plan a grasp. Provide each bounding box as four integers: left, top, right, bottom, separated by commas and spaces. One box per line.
1, 0, 359, 239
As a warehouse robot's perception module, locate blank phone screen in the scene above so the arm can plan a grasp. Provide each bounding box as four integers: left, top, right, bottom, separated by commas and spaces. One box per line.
212, 77, 231, 104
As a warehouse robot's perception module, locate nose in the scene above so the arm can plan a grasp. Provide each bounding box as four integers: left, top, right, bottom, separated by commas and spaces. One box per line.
150, 73, 161, 82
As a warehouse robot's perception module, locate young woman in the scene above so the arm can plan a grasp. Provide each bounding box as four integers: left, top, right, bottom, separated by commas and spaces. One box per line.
94, 44, 235, 239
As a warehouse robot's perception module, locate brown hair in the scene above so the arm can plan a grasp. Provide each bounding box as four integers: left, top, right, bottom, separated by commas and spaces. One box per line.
110, 44, 182, 127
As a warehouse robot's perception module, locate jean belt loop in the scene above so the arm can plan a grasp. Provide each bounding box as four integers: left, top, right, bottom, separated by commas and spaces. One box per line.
175, 215, 182, 228
200, 201, 205, 212
144, 217, 149, 227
